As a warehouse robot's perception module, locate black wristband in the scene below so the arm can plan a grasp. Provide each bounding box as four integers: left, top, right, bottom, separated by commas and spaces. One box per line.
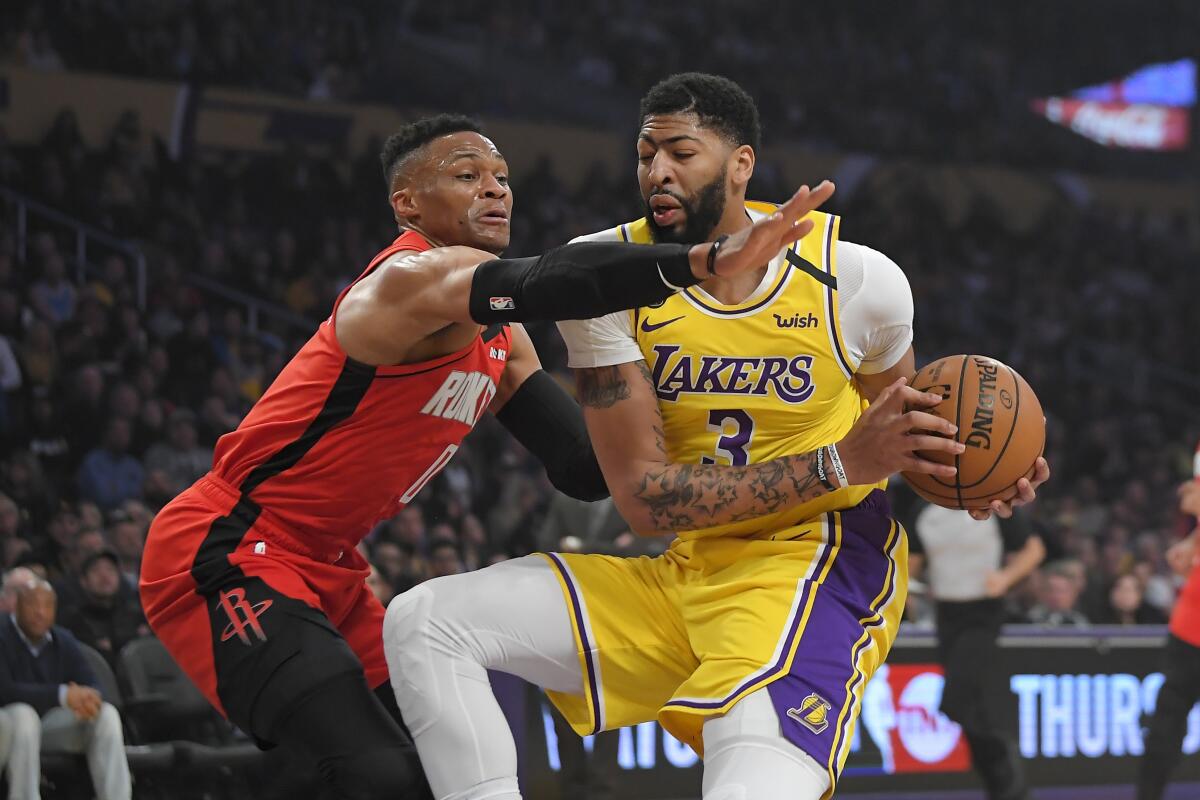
469, 241, 699, 324
706, 235, 729, 276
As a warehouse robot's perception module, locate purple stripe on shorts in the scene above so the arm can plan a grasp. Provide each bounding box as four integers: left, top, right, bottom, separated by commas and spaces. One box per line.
831, 544, 898, 768
767, 498, 899, 780
666, 513, 840, 711
545, 553, 602, 734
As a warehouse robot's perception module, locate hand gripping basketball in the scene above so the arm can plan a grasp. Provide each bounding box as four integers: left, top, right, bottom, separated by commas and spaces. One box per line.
705, 181, 836, 277
833, 377, 964, 486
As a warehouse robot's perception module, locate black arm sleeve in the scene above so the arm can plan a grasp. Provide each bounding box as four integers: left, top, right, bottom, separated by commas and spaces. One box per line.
469, 241, 699, 324
494, 369, 610, 502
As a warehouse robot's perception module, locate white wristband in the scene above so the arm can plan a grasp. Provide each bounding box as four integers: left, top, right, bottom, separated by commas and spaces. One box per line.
826, 443, 849, 488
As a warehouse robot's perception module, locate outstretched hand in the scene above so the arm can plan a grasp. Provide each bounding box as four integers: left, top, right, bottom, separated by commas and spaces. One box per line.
696, 181, 836, 279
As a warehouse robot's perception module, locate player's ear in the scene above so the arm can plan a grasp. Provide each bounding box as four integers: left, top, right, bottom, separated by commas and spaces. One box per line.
729, 144, 755, 191
391, 186, 417, 226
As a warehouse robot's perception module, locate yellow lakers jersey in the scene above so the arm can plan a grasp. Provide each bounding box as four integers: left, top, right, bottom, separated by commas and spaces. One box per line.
592, 201, 884, 541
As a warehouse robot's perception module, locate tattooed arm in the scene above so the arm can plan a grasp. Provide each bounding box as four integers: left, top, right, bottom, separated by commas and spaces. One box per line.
576, 361, 962, 536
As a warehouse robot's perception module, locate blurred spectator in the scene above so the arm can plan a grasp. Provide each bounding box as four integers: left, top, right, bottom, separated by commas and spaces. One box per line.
55, 528, 108, 604
372, 540, 421, 595
1094, 573, 1168, 626
0, 329, 21, 424
106, 511, 146, 584
365, 563, 395, 607
0, 566, 37, 613
62, 364, 108, 455
536, 492, 629, 555
143, 408, 212, 496
36, 505, 81, 582
0, 491, 24, 546
76, 418, 144, 511
165, 310, 217, 405
58, 548, 149, 669
1027, 561, 1090, 628
386, 506, 428, 553
429, 538, 464, 579
28, 251, 76, 326
0, 579, 132, 799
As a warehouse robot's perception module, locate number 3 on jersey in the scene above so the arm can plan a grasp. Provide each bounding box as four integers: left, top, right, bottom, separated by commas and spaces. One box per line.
700, 409, 755, 466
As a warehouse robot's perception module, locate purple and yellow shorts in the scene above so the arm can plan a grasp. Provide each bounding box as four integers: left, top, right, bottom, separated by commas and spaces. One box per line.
541, 489, 907, 796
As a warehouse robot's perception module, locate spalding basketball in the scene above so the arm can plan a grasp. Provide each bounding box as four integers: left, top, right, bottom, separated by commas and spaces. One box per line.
901, 355, 1044, 510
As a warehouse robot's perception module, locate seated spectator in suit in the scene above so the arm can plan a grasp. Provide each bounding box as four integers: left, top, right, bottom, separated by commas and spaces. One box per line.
0, 579, 131, 799
59, 549, 150, 670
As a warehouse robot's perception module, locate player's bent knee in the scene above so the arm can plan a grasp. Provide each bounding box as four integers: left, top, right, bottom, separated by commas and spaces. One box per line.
702, 692, 831, 800
322, 744, 425, 800
384, 584, 444, 735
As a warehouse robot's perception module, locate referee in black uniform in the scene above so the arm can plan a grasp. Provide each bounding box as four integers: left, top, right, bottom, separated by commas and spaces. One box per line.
900, 488, 1045, 800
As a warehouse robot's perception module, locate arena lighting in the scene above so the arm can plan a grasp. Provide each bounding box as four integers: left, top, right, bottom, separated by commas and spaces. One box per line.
1031, 59, 1195, 150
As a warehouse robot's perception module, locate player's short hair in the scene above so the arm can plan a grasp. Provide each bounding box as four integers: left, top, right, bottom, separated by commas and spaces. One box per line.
380, 114, 485, 189
639, 72, 761, 151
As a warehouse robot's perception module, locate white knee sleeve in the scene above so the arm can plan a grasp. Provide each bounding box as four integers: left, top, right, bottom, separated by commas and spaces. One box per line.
702, 690, 831, 800
384, 583, 449, 737
382, 556, 583, 800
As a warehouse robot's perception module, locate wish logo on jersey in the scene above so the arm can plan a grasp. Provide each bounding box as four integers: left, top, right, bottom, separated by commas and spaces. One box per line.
420, 370, 497, 425
650, 344, 816, 404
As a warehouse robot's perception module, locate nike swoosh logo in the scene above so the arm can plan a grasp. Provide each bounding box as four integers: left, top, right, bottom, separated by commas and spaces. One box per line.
641, 315, 685, 333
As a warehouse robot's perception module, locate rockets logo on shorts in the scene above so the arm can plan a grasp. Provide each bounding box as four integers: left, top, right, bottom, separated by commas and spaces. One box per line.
489, 296, 515, 311
788, 692, 833, 734
421, 370, 498, 425
217, 588, 273, 646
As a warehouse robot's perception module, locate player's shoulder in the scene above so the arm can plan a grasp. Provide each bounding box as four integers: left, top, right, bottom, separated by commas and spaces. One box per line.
570, 215, 656, 245
570, 226, 624, 245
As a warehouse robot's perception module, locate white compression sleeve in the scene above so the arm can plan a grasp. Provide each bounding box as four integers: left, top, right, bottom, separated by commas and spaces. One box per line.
383, 556, 583, 800
702, 689, 831, 800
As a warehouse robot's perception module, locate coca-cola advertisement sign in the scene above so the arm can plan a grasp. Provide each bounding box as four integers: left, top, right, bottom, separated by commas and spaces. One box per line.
1031, 97, 1189, 151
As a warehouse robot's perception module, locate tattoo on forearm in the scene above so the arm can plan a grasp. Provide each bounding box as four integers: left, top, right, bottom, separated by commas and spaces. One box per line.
632, 450, 830, 532
576, 366, 630, 409
577, 360, 832, 532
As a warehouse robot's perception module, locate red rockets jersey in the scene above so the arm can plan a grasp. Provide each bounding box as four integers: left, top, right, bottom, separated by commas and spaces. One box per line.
210, 231, 511, 549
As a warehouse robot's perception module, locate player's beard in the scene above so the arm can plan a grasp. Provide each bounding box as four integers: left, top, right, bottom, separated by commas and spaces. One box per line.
644, 166, 728, 245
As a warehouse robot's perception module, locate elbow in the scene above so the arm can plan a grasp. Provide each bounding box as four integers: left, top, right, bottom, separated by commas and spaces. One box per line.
547, 458, 611, 503
555, 481, 611, 503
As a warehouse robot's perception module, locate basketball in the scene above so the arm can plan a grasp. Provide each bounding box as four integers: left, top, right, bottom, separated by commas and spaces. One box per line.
901, 354, 1045, 510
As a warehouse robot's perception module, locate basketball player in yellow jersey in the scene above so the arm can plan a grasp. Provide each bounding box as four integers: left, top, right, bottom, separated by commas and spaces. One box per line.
384, 73, 1049, 800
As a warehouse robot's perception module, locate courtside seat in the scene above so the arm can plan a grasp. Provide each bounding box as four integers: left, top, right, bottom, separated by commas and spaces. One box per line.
37, 643, 176, 798
117, 636, 266, 776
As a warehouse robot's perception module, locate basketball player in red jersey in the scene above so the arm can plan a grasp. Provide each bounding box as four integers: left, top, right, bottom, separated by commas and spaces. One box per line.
138, 114, 843, 798
1138, 475, 1200, 800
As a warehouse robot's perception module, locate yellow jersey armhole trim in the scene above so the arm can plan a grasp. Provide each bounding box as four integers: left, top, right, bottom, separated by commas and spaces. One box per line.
746, 199, 780, 216
823, 214, 856, 380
